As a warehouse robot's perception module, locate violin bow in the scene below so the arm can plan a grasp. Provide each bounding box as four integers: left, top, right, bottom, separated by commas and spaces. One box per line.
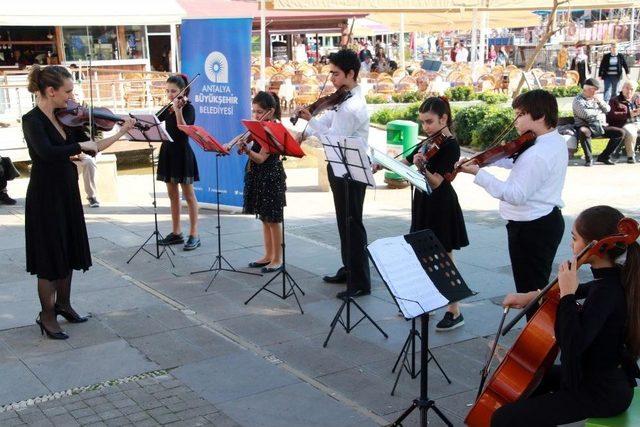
156, 73, 201, 117
298, 73, 332, 141
476, 307, 509, 400
85, 27, 95, 140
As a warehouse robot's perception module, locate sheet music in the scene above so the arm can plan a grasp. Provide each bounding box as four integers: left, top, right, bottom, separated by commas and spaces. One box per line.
321, 135, 375, 187
368, 236, 449, 318
370, 148, 431, 195
125, 114, 173, 143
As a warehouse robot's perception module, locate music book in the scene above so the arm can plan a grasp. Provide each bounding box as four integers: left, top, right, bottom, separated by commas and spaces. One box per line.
125, 114, 173, 143
368, 230, 474, 319
241, 120, 305, 158
321, 135, 375, 187
370, 148, 431, 195
178, 124, 229, 154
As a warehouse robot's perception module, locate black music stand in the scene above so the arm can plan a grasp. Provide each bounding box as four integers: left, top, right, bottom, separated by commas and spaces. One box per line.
368, 230, 473, 427
390, 183, 450, 396
126, 114, 175, 267
243, 121, 306, 314
321, 136, 388, 347
180, 125, 263, 291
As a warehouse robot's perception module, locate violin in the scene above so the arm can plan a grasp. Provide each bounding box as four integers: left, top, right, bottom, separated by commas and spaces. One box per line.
290, 85, 351, 125
445, 131, 536, 181
55, 100, 148, 131
465, 217, 640, 427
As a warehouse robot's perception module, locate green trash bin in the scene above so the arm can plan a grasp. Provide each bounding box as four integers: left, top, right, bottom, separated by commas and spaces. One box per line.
385, 120, 419, 187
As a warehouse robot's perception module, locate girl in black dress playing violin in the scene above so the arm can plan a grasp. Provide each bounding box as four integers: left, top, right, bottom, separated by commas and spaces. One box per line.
492, 205, 639, 426
233, 91, 287, 273
156, 74, 200, 251
389, 96, 469, 330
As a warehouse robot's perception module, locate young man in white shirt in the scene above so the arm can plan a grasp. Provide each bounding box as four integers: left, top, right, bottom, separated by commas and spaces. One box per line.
458, 89, 568, 319
296, 49, 371, 299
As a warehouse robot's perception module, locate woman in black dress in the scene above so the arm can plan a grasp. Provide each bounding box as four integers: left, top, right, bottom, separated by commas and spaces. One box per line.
23, 65, 135, 339
236, 91, 287, 273
494, 205, 639, 426
404, 96, 469, 331
156, 74, 200, 251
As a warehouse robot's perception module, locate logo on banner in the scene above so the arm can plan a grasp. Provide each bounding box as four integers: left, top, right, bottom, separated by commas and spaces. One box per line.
204, 51, 229, 83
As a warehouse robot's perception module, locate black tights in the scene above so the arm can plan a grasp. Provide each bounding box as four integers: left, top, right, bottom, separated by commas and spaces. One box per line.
37, 271, 76, 332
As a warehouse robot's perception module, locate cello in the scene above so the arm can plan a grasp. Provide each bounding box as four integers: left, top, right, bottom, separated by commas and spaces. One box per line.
465, 217, 640, 427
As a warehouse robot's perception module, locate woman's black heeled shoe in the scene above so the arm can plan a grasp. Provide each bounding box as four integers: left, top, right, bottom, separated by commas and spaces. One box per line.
54, 304, 89, 323
36, 314, 69, 340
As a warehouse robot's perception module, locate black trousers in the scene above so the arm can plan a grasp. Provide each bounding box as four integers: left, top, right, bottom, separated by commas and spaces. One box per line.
577, 126, 624, 161
491, 366, 634, 427
506, 207, 564, 319
328, 165, 370, 291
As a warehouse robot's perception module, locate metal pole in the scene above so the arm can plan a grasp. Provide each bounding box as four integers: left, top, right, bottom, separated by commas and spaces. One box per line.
260, 0, 267, 91
400, 13, 406, 70
631, 7, 635, 47
170, 24, 178, 73
471, 8, 478, 66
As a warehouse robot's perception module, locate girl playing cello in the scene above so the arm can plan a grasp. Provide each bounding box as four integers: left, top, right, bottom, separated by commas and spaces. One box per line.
493, 205, 640, 426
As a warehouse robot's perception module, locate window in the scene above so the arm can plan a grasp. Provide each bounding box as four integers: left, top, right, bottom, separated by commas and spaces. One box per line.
63, 26, 118, 61
123, 26, 146, 59
147, 25, 170, 34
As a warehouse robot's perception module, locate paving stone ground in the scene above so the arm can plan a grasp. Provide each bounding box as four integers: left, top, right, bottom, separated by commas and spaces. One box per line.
1, 126, 637, 426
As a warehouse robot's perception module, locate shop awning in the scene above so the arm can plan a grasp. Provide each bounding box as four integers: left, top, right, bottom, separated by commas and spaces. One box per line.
267, 0, 639, 13
0, 0, 187, 26
370, 10, 541, 32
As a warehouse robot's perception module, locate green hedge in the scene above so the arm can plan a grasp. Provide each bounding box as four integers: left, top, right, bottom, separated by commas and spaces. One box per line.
443, 86, 509, 104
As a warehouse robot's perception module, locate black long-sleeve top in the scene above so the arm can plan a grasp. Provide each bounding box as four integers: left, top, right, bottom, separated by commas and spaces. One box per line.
555, 266, 637, 388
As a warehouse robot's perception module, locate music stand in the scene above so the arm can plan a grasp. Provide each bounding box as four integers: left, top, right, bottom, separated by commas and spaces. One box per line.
125, 114, 176, 267
242, 120, 306, 314
179, 125, 263, 291
321, 136, 388, 347
368, 230, 474, 427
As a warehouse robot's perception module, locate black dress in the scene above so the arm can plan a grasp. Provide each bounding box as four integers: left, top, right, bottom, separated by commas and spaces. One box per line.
22, 107, 92, 281
242, 140, 286, 223
407, 136, 469, 252
156, 102, 199, 184
492, 267, 637, 427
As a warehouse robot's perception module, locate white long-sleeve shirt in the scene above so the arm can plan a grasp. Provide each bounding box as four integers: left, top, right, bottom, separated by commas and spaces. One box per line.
473, 129, 567, 222
305, 85, 370, 148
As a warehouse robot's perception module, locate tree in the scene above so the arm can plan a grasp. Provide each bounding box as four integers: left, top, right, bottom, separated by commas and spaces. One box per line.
512, 0, 568, 97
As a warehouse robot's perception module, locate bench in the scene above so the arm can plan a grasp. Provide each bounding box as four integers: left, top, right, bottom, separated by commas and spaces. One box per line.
585, 387, 639, 427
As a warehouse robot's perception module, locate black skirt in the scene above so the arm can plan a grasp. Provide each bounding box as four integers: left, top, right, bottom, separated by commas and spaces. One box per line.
156, 141, 200, 184
243, 155, 286, 223
410, 182, 469, 252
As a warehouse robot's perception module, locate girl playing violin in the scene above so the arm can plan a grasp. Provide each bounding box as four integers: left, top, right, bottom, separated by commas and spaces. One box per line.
237, 91, 287, 273
400, 96, 469, 330
156, 74, 200, 251
457, 89, 568, 320
494, 205, 640, 426
23, 65, 136, 339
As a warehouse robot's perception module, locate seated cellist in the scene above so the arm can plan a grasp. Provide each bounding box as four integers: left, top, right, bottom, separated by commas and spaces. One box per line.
493, 205, 639, 426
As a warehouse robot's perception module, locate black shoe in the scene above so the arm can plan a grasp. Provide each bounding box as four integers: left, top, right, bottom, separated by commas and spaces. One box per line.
628, 157, 636, 164
183, 235, 201, 251
261, 264, 283, 273
54, 304, 89, 323
597, 156, 615, 165
158, 232, 184, 246
36, 313, 69, 340
584, 159, 593, 167
435, 312, 464, 331
323, 268, 347, 284
336, 288, 371, 299
88, 197, 100, 208
0, 192, 16, 205
248, 261, 270, 268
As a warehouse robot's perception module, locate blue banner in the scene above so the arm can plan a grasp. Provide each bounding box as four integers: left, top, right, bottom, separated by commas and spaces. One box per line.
180, 18, 252, 207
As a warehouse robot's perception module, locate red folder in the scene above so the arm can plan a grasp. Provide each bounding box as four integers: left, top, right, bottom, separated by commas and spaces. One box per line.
241, 120, 305, 158
178, 125, 229, 154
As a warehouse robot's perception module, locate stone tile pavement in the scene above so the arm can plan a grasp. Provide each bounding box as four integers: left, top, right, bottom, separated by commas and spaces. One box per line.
1, 146, 638, 426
